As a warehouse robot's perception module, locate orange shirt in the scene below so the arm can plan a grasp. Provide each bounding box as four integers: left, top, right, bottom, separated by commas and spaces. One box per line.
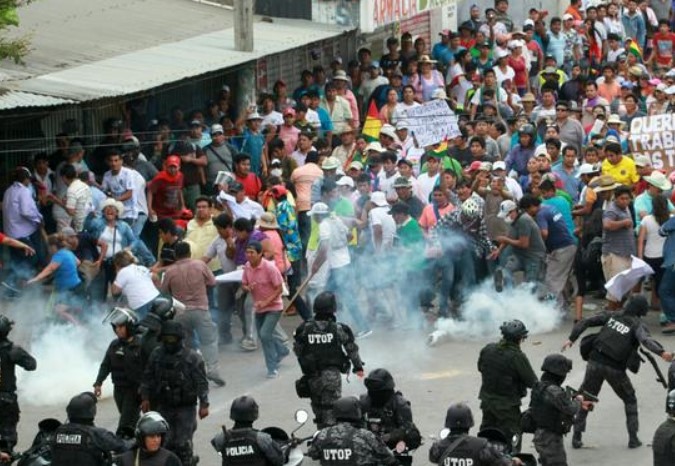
418, 203, 455, 232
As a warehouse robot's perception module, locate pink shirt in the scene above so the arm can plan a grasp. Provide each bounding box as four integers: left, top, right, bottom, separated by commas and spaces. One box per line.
290, 163, 323, 212
242, 258, 284, 313
418, 203, 454, 232
340, 89, 360, 130
262, 229, 290, 274
279, 125, 300, 156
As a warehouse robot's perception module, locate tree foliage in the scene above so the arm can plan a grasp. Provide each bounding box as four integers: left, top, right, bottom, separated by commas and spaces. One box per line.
0, 0, 33, 64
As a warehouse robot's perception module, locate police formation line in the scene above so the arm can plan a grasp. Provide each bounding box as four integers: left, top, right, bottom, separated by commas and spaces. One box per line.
2, 294, 675, 465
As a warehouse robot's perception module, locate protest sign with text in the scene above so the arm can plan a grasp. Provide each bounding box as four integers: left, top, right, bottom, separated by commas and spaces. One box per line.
628, 115, 675, 171
405, 99, 461, 148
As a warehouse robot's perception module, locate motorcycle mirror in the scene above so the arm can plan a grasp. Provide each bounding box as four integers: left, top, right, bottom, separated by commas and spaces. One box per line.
295, 409, 309, 424
439, 428, 450, 440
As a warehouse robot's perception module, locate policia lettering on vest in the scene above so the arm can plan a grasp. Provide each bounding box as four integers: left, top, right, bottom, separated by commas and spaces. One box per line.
562, 296, 674, 449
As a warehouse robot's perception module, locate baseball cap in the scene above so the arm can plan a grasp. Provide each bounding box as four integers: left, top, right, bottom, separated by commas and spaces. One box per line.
61, 227, 77, 237
562, 13, 574, 20
211, 124, 224, 135
393, 176, 413, 188
189, 119, 202, 127
633, 155, 651, 167
348, 161, 364, 171
492, 161, 507, 171
467, 160, 483, 172
166, 155, 181, 168
576, 163, 601, 177
497, 200, 518, 218
321, 157, 340, 170
336, 176, 355, 188
309, 202, 330, 216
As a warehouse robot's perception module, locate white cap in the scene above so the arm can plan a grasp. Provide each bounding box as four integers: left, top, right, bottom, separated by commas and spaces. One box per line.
336, 176, 355, 188
211, 124, 224, 134
365, 142, 384, 153
321, 156, 340, 170
633, 155, 651, 167
247, 112, 263, 121
666, 85, 675, 95
492, 161, 507, 171
656, 83, 669, 92
396, 120, 410, 130
576, 163, 601, 177
495, 48, 510, 60
309, 202, 330, 216
562, 13, 574, 20
370, 191, 389, 207
380, 124, 398, 140
497, 200, 518, 219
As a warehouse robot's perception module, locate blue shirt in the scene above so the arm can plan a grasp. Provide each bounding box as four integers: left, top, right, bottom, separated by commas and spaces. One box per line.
553, 165, 581, 203
239, 129, 265, 176
543, 196, 577, 244
535, 204, 575, 252
660, 216, 675, 268
315, 107, 334, 134
634, 191, 675, 231
546, 32, 566, 67
52, 248, 81, 291
432, 42, 453, 68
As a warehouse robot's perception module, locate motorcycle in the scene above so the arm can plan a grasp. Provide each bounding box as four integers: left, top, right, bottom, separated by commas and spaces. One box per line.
3, 418, 61, 466
212, 410, 312, 466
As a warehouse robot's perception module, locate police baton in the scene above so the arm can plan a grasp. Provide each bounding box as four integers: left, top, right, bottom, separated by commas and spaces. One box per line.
283, 272, 315, 314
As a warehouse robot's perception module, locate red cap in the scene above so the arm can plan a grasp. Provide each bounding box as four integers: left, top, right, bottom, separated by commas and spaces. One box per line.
166, 155, 181, 168
271, 185, 288, 198
467, 161, 483, 172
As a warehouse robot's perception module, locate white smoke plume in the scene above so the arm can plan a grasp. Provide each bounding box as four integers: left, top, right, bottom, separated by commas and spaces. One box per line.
428, 281, 562, 346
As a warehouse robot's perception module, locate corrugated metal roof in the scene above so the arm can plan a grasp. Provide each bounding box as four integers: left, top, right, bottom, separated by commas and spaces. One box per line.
0, 90, 75, 110
11, 19, 346, 102
0, 0, 235, 80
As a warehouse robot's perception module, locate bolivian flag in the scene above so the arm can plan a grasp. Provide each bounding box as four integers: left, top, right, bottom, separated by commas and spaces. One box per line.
626, 39, 642, 60
361, 100, 382, 142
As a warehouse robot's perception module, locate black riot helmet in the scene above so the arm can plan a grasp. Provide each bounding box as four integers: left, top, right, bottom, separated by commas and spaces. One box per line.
333, 397, 362, 422
230, 396, 260, 423
541, 354, 572, 377
364, 368, 396, 392
103, 307, 138, 334
136, 411, 170, 446
150, 297, 176, 321
0, 314, 14, 339
667, 390, 675, 416
445, 403, 474, 430
623, 295, 649, 317
66, 392, 97, 421
313, 291, 337, 315
160, 321, 184, 353
500, 319, 529, 342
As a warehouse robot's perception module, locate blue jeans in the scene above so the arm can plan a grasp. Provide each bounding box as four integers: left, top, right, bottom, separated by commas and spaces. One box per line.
255, 311, 286, 373
660, 265, 675, 323
131, 213, 147, 238
325, 264, 369, 332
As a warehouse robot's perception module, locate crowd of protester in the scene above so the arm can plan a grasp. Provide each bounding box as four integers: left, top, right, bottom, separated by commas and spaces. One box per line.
2, 0, 675, 379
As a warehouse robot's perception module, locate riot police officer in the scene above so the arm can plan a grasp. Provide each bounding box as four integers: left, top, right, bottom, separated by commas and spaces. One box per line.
359, 368, 421, 465
429, 403, 518, 466
562, 295, 674, 449
51, 392, 130, 466
529, 354, 593, 466
94, 307, 144, 438
293, 291, 365, 428
210, 396, 284, 466
137, 297, 177, 366
653, 390, 675, 466
116, 411, 182, 466
478, 320, 537, 451
0, 314, 36, 458
140, 321, 210, 466
308, 396, 398, 466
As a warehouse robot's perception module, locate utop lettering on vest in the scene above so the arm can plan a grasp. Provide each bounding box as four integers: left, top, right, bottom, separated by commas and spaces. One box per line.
225, 445, 255, 456
323, 448, 353, 460
444, 458, 474, 466
308, 333, 334, 344
629, 114, 675, 170
607, 317, 630, 335
56, 433, 82, 444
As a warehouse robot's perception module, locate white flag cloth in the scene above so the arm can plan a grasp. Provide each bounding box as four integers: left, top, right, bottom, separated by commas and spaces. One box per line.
605, 256, 654, 301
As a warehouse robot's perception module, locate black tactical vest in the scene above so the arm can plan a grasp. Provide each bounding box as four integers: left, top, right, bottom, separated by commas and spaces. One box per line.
479, 343, 521, 398
156, 350, 197, 407
317, 425, 358, 466
438, 435, 488, 466
299, 321, 347, 374
117, 448, 172, 466
593, 314, 638, 364
0, 341, 16, 394
652, 419, 675, 466
530, 382, 570, 434
220, 429, 267, 466
107, 339, 143, 388
51, 424, 106, 466
360, 394, 397, 436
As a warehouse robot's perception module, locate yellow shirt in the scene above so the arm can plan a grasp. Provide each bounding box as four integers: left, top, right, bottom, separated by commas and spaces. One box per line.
185, 218, 219, 272
601, 157, 639, 187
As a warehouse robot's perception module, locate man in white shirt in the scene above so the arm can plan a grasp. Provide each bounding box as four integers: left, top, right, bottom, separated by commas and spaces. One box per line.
417, 154, 441, 204
59, 164, 93, 232
217, 182, 264, 220
102, 149, 137, 224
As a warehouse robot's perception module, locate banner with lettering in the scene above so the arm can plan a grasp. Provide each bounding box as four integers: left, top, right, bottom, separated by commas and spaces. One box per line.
405, 99, 460, 148
628, 115, 675, 171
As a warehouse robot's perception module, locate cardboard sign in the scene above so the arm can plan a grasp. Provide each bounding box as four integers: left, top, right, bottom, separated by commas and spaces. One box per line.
628, 115, 675, 171
405, 99, 461, 148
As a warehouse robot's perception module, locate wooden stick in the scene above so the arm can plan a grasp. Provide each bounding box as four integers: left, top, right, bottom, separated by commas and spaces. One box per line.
283, 273, 314, 314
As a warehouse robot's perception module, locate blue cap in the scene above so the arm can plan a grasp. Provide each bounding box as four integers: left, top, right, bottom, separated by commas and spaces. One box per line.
620, 81, 634, 89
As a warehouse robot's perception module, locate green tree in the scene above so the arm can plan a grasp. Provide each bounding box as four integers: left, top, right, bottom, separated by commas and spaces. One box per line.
0, 0, 33, 64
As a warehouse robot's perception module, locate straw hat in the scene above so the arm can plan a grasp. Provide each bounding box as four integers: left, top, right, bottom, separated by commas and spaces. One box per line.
591, 175, 621, 192
643, 171, 673, 191
257, 212, 280, 229
418, 55, 437, 64
101, 198, 124, 217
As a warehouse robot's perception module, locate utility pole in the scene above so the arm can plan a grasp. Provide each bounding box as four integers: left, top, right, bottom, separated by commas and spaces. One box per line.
234, 0, 254, 52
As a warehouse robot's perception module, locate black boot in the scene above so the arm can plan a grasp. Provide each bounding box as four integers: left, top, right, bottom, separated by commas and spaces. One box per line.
628, 433, 642, 448
572, 431, 583, 449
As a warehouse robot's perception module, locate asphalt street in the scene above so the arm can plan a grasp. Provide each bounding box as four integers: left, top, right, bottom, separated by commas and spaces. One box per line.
12, 309, 670, 466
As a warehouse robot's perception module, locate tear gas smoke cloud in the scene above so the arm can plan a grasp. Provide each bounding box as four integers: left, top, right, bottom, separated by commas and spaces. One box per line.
428, 282, 562, 346
8, 292, 112, 407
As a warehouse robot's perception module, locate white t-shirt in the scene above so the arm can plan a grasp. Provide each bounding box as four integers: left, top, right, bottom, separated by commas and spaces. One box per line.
65, 179, 93, 232
641, 215, 666, 259
416, 172, 439, 204
102, 167, 137, 219
261, 111, 283, 128
319, 217, 351, 269
205, 236, 236, 273
99, 225, 124, 258
369, 206, 396, 251
114, 264, 160, 310
494, 66, 516, 86
129, 168, 148, 216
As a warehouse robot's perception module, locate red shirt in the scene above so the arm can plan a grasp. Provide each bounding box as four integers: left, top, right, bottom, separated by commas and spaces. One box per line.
508, 56, 528, 88
148, 171, 184, 218
236, 173, 262, 200
652, 32, 675, 66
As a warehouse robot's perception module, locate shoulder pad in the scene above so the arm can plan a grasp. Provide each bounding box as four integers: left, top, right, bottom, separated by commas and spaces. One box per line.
338, 323, 355, 340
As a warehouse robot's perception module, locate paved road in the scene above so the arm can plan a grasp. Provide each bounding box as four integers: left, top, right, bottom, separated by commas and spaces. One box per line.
12, 309, 669, 466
